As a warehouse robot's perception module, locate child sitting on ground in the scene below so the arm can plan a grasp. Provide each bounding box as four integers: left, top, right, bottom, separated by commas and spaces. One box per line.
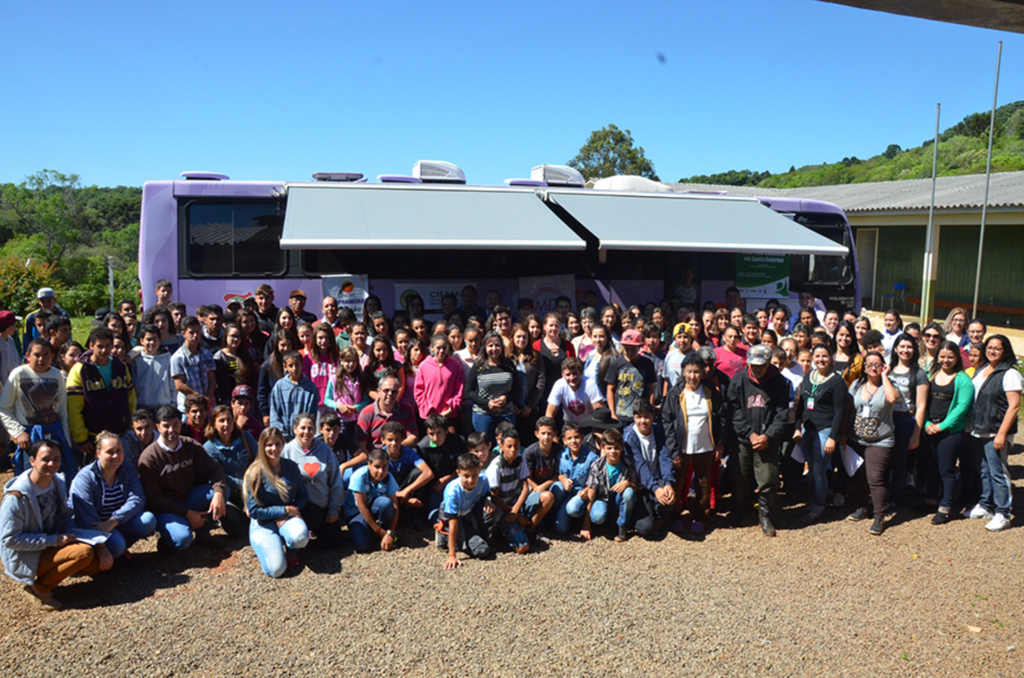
483, 430, 531, 554
567, 429, 637, 542
521, 416, 561, 533
343, 448, 400, 553
436, 452, 495, 569
553, 422, 599, 536
380, 421, 434, 509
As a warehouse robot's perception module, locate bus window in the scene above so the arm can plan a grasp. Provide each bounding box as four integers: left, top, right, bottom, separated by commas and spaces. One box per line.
185, 202, 286, 276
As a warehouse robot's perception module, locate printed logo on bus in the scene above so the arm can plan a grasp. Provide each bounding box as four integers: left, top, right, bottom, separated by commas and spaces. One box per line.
223, 291, 254, 305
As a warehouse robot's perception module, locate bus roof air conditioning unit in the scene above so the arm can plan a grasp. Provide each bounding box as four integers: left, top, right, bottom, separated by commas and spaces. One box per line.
413, 160, 467, 184
531, 164, 585, 188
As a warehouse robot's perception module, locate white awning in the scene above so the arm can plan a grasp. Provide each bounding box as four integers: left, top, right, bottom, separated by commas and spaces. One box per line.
546, 189, 849, 255
280, 183, 585, 250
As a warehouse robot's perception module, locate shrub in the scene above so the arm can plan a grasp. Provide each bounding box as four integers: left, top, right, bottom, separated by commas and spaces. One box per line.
0, 255, 58, 316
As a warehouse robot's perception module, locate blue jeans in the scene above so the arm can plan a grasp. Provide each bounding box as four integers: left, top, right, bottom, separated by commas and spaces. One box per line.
973, 436, 1013, 516
155, 483, 217, 552
249, 517, 310, 578
104, 511, 158, 559
554, 485, 581, 534
567, 487, 635, 528
801, 426, 833, 515
525, 484, 564, 529
471, 412, 515, 442
347, 496, 396, 552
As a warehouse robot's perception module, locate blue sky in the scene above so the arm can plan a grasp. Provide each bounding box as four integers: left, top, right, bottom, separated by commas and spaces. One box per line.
1, 1, 1020, 188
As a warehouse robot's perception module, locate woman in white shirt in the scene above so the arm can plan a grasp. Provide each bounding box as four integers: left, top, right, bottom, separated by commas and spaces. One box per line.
662, 353, 724, 534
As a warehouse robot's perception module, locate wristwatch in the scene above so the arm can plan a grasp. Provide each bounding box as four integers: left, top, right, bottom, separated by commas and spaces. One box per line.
385, 530, 395, 538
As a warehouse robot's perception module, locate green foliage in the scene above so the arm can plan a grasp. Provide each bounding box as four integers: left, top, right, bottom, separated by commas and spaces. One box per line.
0, 174, 141, 314
681, 100, 1024, 189
569, 124, 659, 180
0, 255, 57, 317
682, 169, 772, 186
0, 170, 88, 264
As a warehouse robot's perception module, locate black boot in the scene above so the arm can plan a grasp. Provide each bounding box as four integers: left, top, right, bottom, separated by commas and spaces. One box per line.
730, 504, 748, 528
759, 507, 776, 537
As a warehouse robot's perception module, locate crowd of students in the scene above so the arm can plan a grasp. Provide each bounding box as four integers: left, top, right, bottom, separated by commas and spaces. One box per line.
0, 280, 1019, 610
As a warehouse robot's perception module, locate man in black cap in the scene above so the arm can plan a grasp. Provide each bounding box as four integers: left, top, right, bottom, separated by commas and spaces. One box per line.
726, 344, 789, 537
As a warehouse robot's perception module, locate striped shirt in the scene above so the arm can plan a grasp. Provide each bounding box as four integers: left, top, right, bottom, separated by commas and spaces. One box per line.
98, 481, 126, 521
485, 453, 529, 506
468, 362, 515, 416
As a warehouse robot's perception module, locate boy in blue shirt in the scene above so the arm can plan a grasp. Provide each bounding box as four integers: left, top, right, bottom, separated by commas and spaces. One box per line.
483, 430, 531, 555
269, 352, 318, 439
380, 421, 434, 509
343, 448, 400, 553
567, 429, 637, 542
553, 422, 599, 535
437, 453, 494, 569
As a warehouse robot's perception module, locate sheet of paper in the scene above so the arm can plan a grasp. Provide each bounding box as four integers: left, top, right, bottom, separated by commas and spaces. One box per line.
69, 528, 111, 546
840, 445, 865, 476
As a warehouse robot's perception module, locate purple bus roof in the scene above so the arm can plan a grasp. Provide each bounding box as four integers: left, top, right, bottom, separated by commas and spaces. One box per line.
755, 197, 847, 217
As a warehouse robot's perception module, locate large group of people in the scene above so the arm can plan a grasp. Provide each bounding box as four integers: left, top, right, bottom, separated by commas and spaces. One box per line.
0, 279, 1018, 610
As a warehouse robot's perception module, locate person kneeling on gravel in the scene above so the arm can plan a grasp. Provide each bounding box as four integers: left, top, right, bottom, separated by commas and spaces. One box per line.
434, 453, 495, 569
2, 439, 113, 610
726, 344, 789, 537
343, 448, 400, 553
137, 406, 229, 553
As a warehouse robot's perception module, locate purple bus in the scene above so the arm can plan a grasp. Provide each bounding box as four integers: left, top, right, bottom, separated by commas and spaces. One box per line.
139, 166, 858, 318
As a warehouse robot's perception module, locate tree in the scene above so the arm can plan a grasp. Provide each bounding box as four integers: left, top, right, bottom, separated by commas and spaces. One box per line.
883, 144, 902, 160
0, 170, 87, 264
568, 124, 659, 180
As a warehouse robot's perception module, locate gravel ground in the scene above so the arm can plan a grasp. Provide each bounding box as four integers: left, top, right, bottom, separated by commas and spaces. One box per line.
1, 451, 1022, 678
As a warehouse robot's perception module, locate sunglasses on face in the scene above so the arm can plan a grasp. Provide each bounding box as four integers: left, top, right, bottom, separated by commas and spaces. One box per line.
924, 333, 941, 340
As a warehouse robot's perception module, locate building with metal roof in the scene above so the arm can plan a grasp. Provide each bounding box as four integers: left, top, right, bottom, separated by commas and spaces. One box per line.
668, 172, 1024, 326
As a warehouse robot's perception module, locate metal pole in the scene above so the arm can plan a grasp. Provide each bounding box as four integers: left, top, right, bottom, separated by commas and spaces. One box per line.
108, 256, 115, 310
972, 41, 1003, 318
921, 103, 941, 324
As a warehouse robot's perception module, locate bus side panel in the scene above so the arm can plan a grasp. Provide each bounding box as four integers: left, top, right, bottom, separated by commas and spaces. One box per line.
139, 181, 178, 309
177, 279, 324, 316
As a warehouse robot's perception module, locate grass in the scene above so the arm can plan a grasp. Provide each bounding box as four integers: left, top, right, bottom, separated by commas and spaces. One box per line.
70, 316, 93, 346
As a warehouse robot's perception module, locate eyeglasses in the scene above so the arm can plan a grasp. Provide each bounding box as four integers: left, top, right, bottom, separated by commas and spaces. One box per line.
380, 388, 399, 394
924, 333, 941, 340
865, 363, 883, 370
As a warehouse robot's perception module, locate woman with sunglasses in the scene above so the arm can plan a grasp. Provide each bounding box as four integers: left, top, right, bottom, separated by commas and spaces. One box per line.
886, 334, 929, 515
918, 322, 945, 375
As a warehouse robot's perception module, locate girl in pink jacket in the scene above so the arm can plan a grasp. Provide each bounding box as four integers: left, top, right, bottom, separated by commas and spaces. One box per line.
414, 335, 465, 420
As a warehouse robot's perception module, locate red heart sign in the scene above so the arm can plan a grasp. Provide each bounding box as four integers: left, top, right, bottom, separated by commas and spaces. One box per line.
303, 462, 320, 477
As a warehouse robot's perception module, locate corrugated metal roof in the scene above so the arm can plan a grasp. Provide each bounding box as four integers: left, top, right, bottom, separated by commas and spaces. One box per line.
668, 171, 1024, 213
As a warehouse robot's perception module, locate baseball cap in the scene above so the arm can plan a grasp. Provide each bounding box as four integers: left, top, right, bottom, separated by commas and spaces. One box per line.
37, 287, 55, 300
747, 344, 773, 366
673, 322, 691, 337
516, 297, 533, 308
0, 311, 16, 330
231, 385, 253, 400
91, 307, 111, 326
620, 329, 644, 346
289, 289, 306, 300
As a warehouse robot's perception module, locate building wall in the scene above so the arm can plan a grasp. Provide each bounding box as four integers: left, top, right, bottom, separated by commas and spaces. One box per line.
854, 221, 1024, 328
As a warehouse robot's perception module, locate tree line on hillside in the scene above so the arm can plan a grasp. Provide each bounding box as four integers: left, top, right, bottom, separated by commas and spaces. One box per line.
680, 101, 1024, 188
0, 170, 141, 317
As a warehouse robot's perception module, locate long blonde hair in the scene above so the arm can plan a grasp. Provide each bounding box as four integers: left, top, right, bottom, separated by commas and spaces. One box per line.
242, 427, 290, 506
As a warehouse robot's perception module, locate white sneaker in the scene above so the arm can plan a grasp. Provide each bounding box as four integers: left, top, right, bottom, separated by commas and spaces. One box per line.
985, 514, 1011, 532
968, 504, 994, 520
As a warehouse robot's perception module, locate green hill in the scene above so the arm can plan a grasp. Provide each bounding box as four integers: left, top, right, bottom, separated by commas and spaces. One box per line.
682, 101, 1024, 188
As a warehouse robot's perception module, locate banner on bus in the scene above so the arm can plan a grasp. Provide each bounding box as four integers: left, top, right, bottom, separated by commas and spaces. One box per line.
321, 275, 369, 311
735, 254, 790, 298
519, 275, 576, 315
393, 282, 471, 317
